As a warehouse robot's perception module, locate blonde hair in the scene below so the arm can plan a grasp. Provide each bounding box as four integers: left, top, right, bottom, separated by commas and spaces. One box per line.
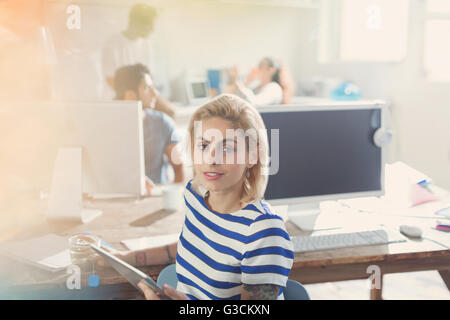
188, 94, 269, 204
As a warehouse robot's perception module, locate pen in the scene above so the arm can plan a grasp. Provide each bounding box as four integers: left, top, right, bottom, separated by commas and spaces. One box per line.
417, 180, 432, 193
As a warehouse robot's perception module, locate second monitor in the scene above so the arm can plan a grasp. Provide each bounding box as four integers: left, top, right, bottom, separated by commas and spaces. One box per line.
38, 100, 146, 223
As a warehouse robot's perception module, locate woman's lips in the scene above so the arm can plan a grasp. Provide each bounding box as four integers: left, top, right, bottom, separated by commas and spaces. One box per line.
203, 172, 224, 180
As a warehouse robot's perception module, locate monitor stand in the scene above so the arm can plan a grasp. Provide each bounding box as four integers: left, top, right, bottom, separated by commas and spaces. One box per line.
47, 147, 102, 224
288, 202, 321, 215
287, 202, 343, 232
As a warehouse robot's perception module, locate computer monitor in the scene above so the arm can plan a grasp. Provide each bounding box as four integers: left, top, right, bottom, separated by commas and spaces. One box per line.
38, 101, 146, 222
258, 100, 387, 213
185, 77, 210, 105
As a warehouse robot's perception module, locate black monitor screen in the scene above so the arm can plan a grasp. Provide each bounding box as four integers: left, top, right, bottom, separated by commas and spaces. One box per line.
261, 108, 382, 200
192, 82, 207, 98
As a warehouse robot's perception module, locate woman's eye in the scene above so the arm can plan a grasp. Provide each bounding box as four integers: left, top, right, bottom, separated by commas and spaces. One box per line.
223, 146, 234, 152
198, 143, 208, 151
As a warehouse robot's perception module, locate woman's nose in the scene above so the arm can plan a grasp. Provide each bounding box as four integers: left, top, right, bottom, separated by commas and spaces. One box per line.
205, 146, 222, 165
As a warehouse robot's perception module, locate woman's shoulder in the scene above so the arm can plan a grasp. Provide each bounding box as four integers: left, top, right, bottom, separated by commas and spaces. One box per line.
263, 81, 283, 92
184, 180, 207, 198
144, 108, 175, 127
244, 199, 285, 224
244, 200, 291, 243
258, 82, 283, 104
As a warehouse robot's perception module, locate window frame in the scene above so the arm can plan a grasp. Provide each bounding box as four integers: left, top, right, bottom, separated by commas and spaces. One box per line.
423, 1, 450, 82
318, 0, 410, 64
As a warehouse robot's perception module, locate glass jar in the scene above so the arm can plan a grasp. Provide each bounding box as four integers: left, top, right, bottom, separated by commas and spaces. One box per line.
68, 233, 100, 273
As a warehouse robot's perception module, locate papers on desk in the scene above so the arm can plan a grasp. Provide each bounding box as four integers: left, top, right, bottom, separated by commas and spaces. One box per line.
338, 161, 449, 219
38, 249, 71, 270
384, 161, 433, 208
339, 196, 449, 219
386, 161, 431, 184
121, 233, 180, 251
0, 234, 71, 272
436, 206, 450, 218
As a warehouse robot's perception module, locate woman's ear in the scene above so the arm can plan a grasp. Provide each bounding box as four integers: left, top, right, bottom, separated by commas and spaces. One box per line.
124, 90, 138, 100
246, 153, 257, 169
247, 148, 258, 167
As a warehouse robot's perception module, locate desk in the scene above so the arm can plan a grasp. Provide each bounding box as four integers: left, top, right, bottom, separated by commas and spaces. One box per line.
286, 221, 450, 300
0, 194, 449, 300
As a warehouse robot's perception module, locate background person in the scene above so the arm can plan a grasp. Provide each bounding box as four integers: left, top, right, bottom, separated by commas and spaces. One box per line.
226, 57, 295, 105
102, 3, 173, 117
113, 63, 184, 191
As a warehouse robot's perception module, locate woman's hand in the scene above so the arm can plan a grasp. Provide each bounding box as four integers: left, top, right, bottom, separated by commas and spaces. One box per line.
137, 281, 189, 300
228, 65, 239, 83
93, 251, 133, 268
245, 67, 260, 86
235, 80, 247, 93
145, 176, 155, 196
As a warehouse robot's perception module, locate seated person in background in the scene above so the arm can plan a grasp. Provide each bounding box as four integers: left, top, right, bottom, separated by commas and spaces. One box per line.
140, 69, 176, 119
114, 63, 184, 191
226, 57, 295, 105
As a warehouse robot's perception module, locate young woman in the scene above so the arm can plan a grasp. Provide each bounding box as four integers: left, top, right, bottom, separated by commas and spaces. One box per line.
100, 94, 294, 300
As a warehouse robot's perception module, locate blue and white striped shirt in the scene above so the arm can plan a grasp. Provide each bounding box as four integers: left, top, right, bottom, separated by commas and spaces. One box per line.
175, 181, 294, 300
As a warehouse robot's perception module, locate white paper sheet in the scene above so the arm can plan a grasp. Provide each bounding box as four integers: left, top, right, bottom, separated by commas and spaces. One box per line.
121, 233, 180, 251
37, 249, 71, 269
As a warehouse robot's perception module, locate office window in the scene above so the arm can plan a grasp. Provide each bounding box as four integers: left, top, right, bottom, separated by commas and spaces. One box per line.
424, 0, 450, 81
318, 0, 410, 63
339, 0, 409, 62
426, 0, 450, 13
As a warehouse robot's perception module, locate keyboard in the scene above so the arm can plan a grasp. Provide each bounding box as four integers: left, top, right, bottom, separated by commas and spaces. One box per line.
291, 229, 406, 253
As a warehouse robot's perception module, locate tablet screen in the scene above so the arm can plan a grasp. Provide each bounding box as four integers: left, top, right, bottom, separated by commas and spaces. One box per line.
90, 244, 166, 297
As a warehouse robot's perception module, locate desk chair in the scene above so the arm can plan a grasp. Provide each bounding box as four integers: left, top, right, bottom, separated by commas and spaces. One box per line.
283, 279, 310, 300
157, 264, 178, 289
156, 264, 310, 300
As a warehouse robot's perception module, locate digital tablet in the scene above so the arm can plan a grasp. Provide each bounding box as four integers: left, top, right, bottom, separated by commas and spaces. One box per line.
90, 244, 171, 299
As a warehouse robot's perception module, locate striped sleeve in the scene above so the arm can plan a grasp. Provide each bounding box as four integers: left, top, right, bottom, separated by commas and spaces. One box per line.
241, 213, 294, 288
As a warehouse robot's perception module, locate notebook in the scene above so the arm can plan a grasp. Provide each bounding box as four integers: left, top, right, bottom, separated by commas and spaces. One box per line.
0, 234, 71, 272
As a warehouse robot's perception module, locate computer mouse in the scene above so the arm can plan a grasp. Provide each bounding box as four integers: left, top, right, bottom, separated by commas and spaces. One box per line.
399, 225, 422, 238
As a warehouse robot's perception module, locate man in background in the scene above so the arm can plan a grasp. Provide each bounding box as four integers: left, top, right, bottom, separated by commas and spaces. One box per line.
102, 3, 174, 118
113, 63, 184, 191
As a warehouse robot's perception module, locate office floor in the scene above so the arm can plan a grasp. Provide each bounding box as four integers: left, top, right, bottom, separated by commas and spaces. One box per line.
303, 271, 450, 300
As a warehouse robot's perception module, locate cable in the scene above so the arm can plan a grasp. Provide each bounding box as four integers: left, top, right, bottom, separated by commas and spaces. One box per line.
422, 235, 449, 249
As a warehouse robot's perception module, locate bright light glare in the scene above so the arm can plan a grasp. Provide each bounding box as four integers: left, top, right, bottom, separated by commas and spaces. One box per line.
424, 20, 450, 81
427, 0, 450, 13
340, 0, 409, 62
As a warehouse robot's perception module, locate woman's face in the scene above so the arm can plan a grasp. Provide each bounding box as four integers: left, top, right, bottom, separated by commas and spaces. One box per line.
257, 60, 275, 82
193, 117, 252, 194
